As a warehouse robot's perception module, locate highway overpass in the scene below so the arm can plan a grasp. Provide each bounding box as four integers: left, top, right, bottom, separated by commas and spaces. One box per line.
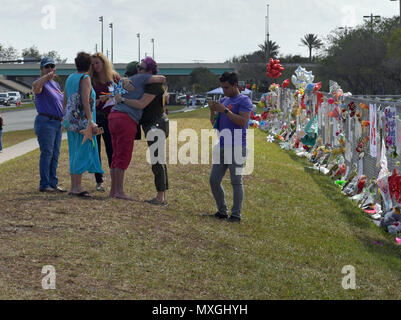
0, 63, 235, 77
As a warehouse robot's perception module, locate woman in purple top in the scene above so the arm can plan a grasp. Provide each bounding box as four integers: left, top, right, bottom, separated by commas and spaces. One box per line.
32, 57, 66, 193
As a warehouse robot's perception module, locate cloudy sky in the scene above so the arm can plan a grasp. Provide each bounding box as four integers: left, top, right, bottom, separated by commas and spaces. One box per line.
0, 0, 399, 63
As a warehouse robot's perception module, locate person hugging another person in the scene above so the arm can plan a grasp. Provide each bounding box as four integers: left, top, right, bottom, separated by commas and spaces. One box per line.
117, 57, 169, 206
89, 52, 120, 192
108, 60, 166, 200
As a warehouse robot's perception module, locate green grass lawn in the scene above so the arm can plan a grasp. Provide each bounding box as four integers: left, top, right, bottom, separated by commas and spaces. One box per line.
0, 107, 400, 299
2, 129, 36, 149
0, 103, 35, 113
166, 104, 194, 112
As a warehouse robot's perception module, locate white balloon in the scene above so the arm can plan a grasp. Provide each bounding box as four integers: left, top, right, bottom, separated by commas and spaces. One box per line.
291, 75, 298, 86
295, 66, 303, 77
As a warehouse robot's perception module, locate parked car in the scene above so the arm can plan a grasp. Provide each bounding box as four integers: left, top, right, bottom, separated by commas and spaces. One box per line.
177, 94, 207, 105
176, 95, 188, 105
195, 95, 207, 105
7, 91, 21, 104
0, 92, 10, 106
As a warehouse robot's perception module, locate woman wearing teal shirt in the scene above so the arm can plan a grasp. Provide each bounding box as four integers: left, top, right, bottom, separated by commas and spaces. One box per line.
63, 52, 104, 197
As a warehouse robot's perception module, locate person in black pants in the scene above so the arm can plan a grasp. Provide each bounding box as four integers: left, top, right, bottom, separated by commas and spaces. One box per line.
89, 52, 120, 191
115, 57, 169, 206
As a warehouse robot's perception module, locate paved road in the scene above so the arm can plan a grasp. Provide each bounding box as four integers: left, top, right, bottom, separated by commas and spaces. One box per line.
1, 108, 37, 132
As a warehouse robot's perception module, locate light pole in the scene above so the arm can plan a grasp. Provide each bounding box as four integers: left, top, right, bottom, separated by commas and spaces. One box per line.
363, 13, 381, 34
99, 16, 104, 53
109, 22, 114, 63
338, 26, 352, 35
390, 0, 401, 28
265, 4, 270, 63
137, 33, 141, 61
151, 38, 155, 59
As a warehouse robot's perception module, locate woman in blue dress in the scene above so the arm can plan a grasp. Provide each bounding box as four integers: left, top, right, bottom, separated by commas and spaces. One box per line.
63, 52, 104, 197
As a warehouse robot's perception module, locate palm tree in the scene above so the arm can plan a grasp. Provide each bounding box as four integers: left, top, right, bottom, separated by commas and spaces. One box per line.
258, 40, 280, 60
300, 34, 323, 62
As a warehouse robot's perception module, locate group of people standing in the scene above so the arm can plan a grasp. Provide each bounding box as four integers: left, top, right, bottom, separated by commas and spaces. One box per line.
32, 52, 169, 205
32, 52, 252, 222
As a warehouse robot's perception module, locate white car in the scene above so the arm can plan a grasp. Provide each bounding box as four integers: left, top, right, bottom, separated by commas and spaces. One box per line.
0, 92, 10, 106
7, 91, 21, 104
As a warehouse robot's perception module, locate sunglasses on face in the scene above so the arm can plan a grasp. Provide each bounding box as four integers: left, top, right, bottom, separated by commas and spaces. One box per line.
44, 64, 55, 69
137, 65, 146, 71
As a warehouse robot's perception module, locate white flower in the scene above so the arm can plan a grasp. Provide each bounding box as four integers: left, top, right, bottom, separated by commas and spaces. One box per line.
266, 135, 275, 143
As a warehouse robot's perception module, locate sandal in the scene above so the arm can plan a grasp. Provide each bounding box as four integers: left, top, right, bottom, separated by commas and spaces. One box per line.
68, 191, 92, 198
96, 183, 105, 192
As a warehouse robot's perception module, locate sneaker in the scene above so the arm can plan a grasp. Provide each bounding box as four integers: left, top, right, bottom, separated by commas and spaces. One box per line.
145, 198, 168, 207
39, 187, 56, 193
96, 183, 105, 192
227, 215, 241, 223
52, 186, 67, 193
212, 212, 228, 220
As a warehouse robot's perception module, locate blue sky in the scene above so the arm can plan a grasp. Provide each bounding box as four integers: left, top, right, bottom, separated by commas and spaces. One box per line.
0, 0, 399, 63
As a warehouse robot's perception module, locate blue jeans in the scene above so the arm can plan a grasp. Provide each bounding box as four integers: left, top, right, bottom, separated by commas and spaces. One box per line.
209, 146, 247, 219
34, 115, 62, 190
0, 129, 2, 150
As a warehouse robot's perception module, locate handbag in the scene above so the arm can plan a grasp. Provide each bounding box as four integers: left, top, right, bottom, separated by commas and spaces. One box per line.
62, 75, 94, 132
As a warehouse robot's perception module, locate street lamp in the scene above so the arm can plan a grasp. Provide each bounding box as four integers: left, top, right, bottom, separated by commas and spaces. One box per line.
99, 16, 104, 53
265, 4, 270, 63
338, 26, 352, 35
109, 22, 114, 63
390, 0, 401, 28
137, 33, 141, 61
363, 13, 381, 34
151, 38, 155, 59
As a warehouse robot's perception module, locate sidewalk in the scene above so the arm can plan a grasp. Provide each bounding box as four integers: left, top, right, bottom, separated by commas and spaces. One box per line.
168, 105, 206, 114
0, 133, 67, 165
0, 106, 199, 165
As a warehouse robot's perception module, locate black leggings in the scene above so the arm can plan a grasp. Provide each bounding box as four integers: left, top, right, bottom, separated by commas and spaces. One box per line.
95, 112, 113, 184
143, 117, 169, 192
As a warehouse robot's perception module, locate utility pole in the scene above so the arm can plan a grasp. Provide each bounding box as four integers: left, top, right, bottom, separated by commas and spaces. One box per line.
265, 4, 270, 63
363, 13, 381, 34
137, 33, 141, 61
338, 26, 352, 35
106, 49, 109, 59
99, 16, 104, 53
109, 22, 114, 63
95, 44, 98, 53
390, 0, 401, 28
